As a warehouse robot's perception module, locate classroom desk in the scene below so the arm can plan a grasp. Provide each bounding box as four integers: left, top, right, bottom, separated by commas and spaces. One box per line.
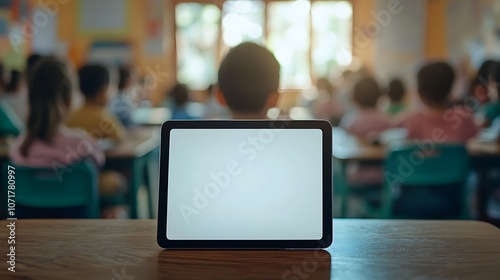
332, 128, 500, 219
131, 107, 171, 126
104, 127, 160, 218
0, 127, 160, 219
0, 219, 498, 279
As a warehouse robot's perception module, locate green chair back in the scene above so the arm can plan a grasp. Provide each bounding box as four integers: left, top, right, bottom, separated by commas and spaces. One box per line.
0, 102, 22, 137
7, 161, 100, 218
383, 144, 469, 219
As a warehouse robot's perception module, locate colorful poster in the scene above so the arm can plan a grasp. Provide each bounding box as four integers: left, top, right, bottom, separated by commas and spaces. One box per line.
145, 0, 164, 55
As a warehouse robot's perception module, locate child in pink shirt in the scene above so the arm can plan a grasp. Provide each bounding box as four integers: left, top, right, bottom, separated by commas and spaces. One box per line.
395, 62, 478, 218
9, 57, 126, 218
341, 76, 396, 141
401, 62, 478, 142
340, 77, 395, 186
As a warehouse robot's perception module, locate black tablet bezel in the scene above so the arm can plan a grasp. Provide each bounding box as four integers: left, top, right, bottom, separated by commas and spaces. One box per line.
157, 120, 332, 249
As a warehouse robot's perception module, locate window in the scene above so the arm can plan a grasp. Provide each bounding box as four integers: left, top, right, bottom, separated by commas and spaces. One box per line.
175, 0, 352, 90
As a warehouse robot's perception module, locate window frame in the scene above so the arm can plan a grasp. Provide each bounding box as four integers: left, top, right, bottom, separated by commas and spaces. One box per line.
172, 0, 354, 91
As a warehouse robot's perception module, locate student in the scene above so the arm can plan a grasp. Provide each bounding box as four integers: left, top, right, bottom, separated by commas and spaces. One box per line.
26, 53, 43, 78
168, 83, 197, 120
312, 77, 344, 125
9, 58, 127, 218
5, 70, 21, 93
481, 62, 500, 128
401, 62, 478, 142
216, 42, 280, 119
0, 63, 5, 90
340, 76, 395, 141
67, 64, 126, 141
385, 78, 407, 116
203, 83, 228, 119
109, 66, 135, 128
469, 60, 498, 106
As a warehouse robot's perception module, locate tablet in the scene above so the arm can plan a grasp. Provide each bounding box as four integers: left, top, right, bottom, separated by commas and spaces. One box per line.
157, 120, 332, 249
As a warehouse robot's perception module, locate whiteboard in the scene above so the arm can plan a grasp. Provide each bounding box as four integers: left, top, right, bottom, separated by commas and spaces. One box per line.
80, 0, 128, 33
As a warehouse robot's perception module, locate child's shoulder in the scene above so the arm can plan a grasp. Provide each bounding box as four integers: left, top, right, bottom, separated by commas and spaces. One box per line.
59, 127, 95, 143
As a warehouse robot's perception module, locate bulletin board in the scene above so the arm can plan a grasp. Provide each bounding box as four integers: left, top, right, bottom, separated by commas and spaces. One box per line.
78, 0, 131, 38
373, 0, 426, 90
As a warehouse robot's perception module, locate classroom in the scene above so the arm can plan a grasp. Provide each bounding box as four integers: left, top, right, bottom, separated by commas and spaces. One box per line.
0, 0, 500, 279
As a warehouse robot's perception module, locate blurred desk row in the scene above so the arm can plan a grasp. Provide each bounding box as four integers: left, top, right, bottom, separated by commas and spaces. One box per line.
332, 128, 500, 221
0, 126, 160, 219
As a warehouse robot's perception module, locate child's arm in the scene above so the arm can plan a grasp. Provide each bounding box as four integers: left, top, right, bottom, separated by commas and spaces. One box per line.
101, 114, 127, 142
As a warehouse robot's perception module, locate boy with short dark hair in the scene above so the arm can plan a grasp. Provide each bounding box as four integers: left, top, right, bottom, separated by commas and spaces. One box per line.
402, 62, 478, 142
67, 64, 126, 141
385, 78, 407, 116
216, 42, 280, 119
341, 76, 395, 140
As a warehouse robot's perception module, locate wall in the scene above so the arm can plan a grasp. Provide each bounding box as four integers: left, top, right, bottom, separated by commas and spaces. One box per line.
23, 0, 450, 105
56, 0, 175, 105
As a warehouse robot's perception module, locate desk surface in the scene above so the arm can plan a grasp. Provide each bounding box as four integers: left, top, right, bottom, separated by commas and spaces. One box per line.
0, 127, 160, 161
104, 127, 160, 159
0, 219, 498, 279
333, 127, 500, 161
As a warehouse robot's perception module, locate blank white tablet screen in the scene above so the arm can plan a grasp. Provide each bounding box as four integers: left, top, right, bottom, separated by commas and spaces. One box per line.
166, 128, 323, 240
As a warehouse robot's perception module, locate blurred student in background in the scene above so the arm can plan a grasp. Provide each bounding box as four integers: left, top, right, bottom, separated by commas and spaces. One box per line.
395, 62, 478, 218
167, 83, 197, 120
217, 42, 280, 119
9, 57, 127, 218
109, 65, 135, 128
385, 78, 407, 116
401, 62, 478, 142
312, 77, 344, 126
341, 76, 395, 141
203, 83, 228, 119
25, 53, 43, 80
67, 64, 126, 142
469, 60, 498, 107
480, 62, 500, 128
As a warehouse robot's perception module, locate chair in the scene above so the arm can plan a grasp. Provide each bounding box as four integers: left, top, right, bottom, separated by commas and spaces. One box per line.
0, 102, 22, 137
6, 161, 100, 218
382, 144, 470, 219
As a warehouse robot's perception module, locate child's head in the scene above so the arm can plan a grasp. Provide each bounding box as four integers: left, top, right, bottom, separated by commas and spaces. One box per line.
217, 42, 280, 118
78, 64, 110, 106
0, 63, 4, 90
471, 60, 499, 104
168, 83, 190, 107
21, 57, 73, 156
317, 77, 334, 96
352, 76, 382, 109
26, 53, 42, 79
117, 65, 132, 93
387, 78, 406, 104
5, 70, 22, 93
417, 62, 455, 108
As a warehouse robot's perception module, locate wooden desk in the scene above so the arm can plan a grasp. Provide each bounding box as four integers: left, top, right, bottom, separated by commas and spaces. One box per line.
0, 219, 498, 279
332, 128, 500, 219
